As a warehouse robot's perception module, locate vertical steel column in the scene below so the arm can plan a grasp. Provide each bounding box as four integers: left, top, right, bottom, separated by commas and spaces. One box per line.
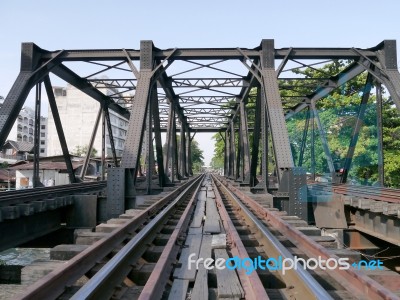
172, 116, 182, 180
44, 76, 76, 183
250, 87, 262, 187
185, 125, 192, 176
253, 88, 269, 191
164, 103, 174, 181
376, 82, 385, 186
261, 89, 269, 189
229, 121, 236, 179
33, 82, 42, 187
260, 39, 294, 182
80, 106, 102, 179
151, 86, 167, 186
104, 108, 118, 167
121, 40, 154, 177
179, 122, 187, 177
224, 130, 229, 177
298, 108, 310, 167
236, 124, 241, 181
310, 110, 316, 181
240, 101, 251, 183
146, 102, 153, 194
341, 74, 373, 183
101, 108, 106, 180
375, 40, 400, 111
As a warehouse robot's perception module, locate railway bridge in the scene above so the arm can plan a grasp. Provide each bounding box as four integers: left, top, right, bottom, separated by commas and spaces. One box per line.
0, 39, 400, 299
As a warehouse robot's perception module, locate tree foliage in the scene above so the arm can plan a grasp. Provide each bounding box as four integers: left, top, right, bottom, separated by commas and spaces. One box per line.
191, 139, 204, 173
211, 60, 400, 187
71, 145, 98, 157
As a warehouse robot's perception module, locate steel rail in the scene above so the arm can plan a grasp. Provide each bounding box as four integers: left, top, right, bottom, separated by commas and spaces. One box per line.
15, 175, 201, 300
310, 183, 400, 204
218, 176, 400, 300
70, 174, 204, 300
138, 176, 203, 300
211, 177, 270, 300
212, 175, 333, 300
0, 181, 106, 206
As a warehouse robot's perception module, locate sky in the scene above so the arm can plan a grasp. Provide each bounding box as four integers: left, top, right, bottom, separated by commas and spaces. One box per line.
1, 0, 400, 165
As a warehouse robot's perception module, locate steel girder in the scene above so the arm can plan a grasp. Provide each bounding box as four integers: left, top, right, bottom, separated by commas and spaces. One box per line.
44, 76, 77, 183
260, 40, 294, 180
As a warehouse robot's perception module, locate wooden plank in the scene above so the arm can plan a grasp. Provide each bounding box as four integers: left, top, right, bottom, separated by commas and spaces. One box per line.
188, 227, 203, 235
191, 267, 208, 300
168, 279, 189, 300
198, 190, 207, 201
190, 198, 205, 228
204, 198, 220, 233
173, 234, 203, 280
207, 190, 215, 199
214, 249, 244, 299
198, 234, 212, 262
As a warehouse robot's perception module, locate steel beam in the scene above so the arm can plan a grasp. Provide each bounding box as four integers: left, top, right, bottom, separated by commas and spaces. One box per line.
33, 83, 42, 187
298, 108, 310, 167
104, 108, 118, 167
80, 106, 102, 179
376, 82, 385, 186
121, 41, 154, 177
260, 39, 294, 181
41, 47, 378, 62
179, 123, 187, 177
341, 73, 373, 183
229, 121, 236, 179
239, 101, 251, 183
250, 88, 262, 187
310, 101, 335, 175
44, 76, 76, 183
151, 85, 167, 186
0, 43, 53, 147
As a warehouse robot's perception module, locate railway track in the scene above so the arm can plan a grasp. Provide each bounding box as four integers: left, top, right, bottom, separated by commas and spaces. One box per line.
2, 174, 400, 299
309, 182, 400, 204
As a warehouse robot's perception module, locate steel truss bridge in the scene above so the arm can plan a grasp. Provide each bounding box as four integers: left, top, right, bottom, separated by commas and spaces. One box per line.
1, 39, 400, 299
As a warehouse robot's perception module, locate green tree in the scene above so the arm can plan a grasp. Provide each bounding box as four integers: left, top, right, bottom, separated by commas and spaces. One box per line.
211, 60, 400, 187
191, 139, 204, 173
71, 145, 98, 157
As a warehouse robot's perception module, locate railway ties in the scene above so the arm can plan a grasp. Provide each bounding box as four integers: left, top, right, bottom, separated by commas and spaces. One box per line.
3, 173, 400, 300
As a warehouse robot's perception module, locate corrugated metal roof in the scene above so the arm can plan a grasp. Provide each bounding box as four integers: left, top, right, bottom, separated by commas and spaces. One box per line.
5, 140, 34, 153
9, 161, 82, 171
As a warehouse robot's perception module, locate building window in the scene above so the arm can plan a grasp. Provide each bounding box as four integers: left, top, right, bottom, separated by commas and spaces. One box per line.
18, 115, 23, 122
29, 128, 33, 134
28, 136, 33, 143
17, 134, 22, 142
23, 126, 28, 133
23, 117, 28, 124
23, 135, 27, 142
54, 88, 66, 97
29, 119, 33, 126
41, 132, 45, 137
41, 125, 45, 130
40, 148, 45, 153
40, 140, 45, 145
17, 124, 22, 131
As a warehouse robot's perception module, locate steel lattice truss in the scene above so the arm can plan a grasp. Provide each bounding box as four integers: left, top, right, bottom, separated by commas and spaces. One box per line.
1, 39, 400, 203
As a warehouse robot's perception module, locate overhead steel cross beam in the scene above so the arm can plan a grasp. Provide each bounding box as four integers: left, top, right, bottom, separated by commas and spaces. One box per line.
41, 47, 378, 61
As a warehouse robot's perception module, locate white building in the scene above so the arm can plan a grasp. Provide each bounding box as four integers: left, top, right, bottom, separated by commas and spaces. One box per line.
5, 106, 48, 158
47, 84, 128, 157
